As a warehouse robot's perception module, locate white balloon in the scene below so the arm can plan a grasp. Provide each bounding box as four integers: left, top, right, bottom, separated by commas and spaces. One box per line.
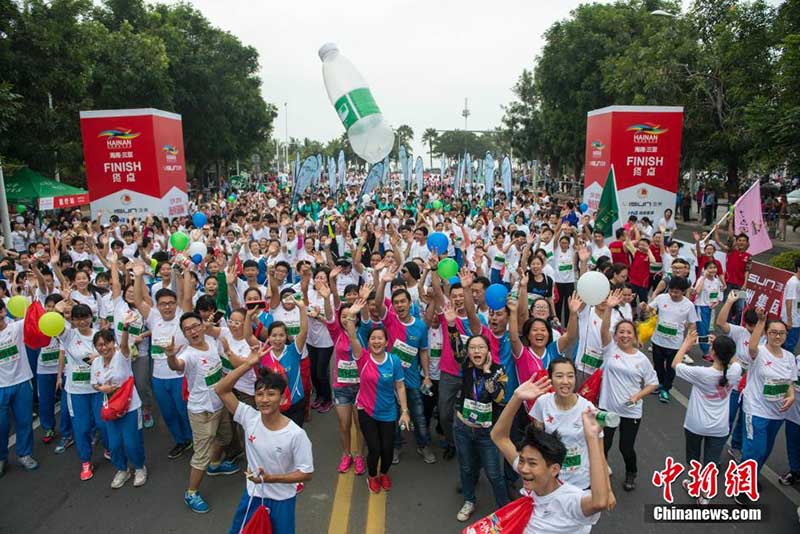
268, 198, 278, 209
576, 271, 610, 306
187, 241, 207, 258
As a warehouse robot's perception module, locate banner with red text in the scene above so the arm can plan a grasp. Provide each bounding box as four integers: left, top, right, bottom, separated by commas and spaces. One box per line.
80, 108, 188, 222
584, 106, 683, 224
742, 262, 792, 321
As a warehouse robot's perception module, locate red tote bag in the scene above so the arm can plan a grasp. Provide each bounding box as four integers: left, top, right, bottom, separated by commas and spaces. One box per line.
577, 368, 603, 406
462, 494, 534, 534
101, 376, 135, 421
23, 300, 51, 349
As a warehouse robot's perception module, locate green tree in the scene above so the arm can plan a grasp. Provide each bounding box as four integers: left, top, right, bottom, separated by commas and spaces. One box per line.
391, 124, 414, 161
422, 128, 439, 168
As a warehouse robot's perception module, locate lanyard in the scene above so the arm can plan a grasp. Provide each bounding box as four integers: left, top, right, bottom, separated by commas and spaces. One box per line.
472, 368, 485, 401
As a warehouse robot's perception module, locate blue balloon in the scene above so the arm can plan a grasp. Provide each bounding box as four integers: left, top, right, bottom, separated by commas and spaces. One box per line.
426, 232, 449, 254
447, 276, 460, 286
192, 212, 208, 228
191, 254, 203, 265
485, 284, 509, 311
579, 203, 589, 214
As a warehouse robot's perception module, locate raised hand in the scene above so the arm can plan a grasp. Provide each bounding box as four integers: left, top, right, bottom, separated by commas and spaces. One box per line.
131, 261, 146, 277
358, 282, 373, 300
459, 268, 473, 288
604, 289, 623, 308
568, 292, 584, 314
443, 300, 457, 324
315, 282, 331, 299
349, 297, 366, 317
514, 375, 552, 401
380, 266, 397, 283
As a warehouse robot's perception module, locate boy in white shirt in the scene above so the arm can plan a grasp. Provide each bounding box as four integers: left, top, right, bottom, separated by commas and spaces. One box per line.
216, 346, 314, 534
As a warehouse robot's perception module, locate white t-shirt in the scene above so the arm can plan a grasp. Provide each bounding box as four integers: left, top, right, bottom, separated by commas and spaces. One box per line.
726, 324, 762, 370
306, 288, 333, 348
179, 338, 224, 414
487, 245, 506, 271
71, 290, 109, 328
37, 336, 61, 375
590, 245, 611, 267
234, 403, 314, 500
91, 350, 141, 413
599, 343, 658, 419
785, 354, 800, 426
676, 363, 742, 437
649, 295, 698, 350
552, 246, 576, 284
146, 309, 186, 380
511, 460, 599, 534
530, 393, 596, 489
0, 320, 32, 387
694, 276, 723, 307
60, 325, 97, 395
111, 296, 147, 352
742, 346, 798, 420
575, 307, 607, 375
781, 275, 800, 326
218, 328, 256, 396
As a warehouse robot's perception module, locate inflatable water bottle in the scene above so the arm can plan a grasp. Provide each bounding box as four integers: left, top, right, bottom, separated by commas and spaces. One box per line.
319, 43, 394, 164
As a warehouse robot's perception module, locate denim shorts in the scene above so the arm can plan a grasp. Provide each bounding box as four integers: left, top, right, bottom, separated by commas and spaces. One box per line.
333, 385, 359, 406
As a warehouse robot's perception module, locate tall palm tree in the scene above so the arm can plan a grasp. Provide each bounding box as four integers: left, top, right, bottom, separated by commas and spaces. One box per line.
422, 128, 439, 168
395, 124, 414, 153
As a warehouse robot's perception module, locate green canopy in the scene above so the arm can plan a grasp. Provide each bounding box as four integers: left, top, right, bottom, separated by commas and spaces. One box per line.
5, 167, 89, 210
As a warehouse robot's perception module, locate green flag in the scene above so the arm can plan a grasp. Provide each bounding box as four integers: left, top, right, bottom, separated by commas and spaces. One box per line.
594, 166, 619, 238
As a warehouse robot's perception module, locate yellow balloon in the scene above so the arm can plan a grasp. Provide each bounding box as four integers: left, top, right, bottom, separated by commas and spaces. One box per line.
7, 295, 28, 318
39, 311, 66, 337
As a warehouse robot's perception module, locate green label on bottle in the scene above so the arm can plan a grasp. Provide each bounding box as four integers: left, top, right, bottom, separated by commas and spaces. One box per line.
335, 88, 380, 130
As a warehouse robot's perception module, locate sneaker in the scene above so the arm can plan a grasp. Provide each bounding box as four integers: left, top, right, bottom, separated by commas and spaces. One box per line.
310, 397, 322, 410
651, 385, 662, 395
366, 476, 381, 494
143, 411, 155, 429
417, 446, 437, 464
379, 473, 392, 491
392, 449, 400, 465
104, 449, 112, 461
111, 469, 131, 489
296, 482, 304, 494
42, 429, 55, 444
18, 455, 38, 471
168, 441, 192, 460
443, 445, 456, 461
337, 453, 352, 473
779, 471, 800, 486
80, 462, 94, 481
55, 436, 74, 454
623, 472, 637, 491
184, 491, 210, 513
682, 354, 694, 364
354, 455, 366, 476
206, 460, 240, 476
658, 390, 670, 403
727, 448, 741, 461
133, 466, 148, 487
457, 501, 476, 522
318, 400, 333, 414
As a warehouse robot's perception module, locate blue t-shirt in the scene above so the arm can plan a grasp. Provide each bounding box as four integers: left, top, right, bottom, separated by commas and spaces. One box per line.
383, 311, 429, 390
364, 353, 405, 422
260, 341, 304, 405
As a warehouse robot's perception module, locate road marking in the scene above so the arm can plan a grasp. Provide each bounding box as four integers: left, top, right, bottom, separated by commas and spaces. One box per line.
670, 388, 800, 507
327, 423, 359, 534
365, 491, 386, 534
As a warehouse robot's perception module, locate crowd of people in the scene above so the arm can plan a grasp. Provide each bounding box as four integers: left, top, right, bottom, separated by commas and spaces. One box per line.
0, 175, 798, 533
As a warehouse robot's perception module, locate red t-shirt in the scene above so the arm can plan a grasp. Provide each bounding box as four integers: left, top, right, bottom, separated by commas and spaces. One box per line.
630, 250, 651, 287
726, 250, 751, 286
609, 240, 630, 266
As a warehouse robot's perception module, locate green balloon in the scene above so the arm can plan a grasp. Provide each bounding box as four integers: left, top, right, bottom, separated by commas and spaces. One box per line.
170, 231, 189, 251
432, 200, 443, 210
16, 204, 26, 213
228, 195, 236, 202
437, 258, 458, 280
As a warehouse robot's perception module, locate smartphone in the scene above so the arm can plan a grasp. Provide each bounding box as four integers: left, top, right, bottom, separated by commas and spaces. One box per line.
246, 300, 266, 310
212, 310, 225, 324
734, 290, 747, 301
696, 335, 710, 345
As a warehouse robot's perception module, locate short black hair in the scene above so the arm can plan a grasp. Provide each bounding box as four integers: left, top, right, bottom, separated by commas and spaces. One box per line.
254, 368, 288, 393
517, 425, 567, 469
668, 276, 690, 291
155, 288, 177, 303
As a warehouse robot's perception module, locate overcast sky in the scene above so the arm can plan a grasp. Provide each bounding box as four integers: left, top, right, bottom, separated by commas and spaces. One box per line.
169, 1, 778, 161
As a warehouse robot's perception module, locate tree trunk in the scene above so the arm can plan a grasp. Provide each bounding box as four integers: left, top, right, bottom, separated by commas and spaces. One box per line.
726, 154, 739, 203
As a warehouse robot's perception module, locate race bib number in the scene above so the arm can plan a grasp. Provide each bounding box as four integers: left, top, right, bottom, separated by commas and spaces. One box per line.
462, 398, 493, 428
763, 379, 790, 401
337, 359, 360, 384
494, 256, 505, 264
656, 321, 679, 337
429, 348, 441, 371
151, 337, 171, 360
580, 348, 603, 371
220, 356, 234, 373
558, 263, 573, 272
391, 340, 418, 369
204, 363, 223, 387
0, 342, 20, 365
650, 262, 663, 273
709, 292, 719, 301
116, 322, 142, 336
284, 320, 301, 337
40, 349, 60, 366
72, 365, 90, 384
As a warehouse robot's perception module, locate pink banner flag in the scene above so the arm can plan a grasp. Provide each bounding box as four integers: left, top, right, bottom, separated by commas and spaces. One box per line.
732, 181, 772, 255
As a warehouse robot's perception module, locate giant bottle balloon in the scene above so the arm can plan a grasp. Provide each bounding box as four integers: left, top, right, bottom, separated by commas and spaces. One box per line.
319, 43, 394, 164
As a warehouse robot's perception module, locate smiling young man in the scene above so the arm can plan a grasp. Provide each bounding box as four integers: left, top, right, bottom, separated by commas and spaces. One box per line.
216, 349, 313, 534
491, 376, 609, 534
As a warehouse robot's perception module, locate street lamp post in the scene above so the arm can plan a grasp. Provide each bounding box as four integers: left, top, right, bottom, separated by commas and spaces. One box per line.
0, 159, 13, 248
284, 102, 288, 174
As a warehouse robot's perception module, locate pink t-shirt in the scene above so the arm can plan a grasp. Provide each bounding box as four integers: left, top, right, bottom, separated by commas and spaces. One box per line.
325, 318, 358, 389
436, 314, 460, 377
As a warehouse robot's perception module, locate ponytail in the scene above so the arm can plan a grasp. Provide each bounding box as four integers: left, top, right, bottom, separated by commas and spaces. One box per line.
712, 335, 736, 388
